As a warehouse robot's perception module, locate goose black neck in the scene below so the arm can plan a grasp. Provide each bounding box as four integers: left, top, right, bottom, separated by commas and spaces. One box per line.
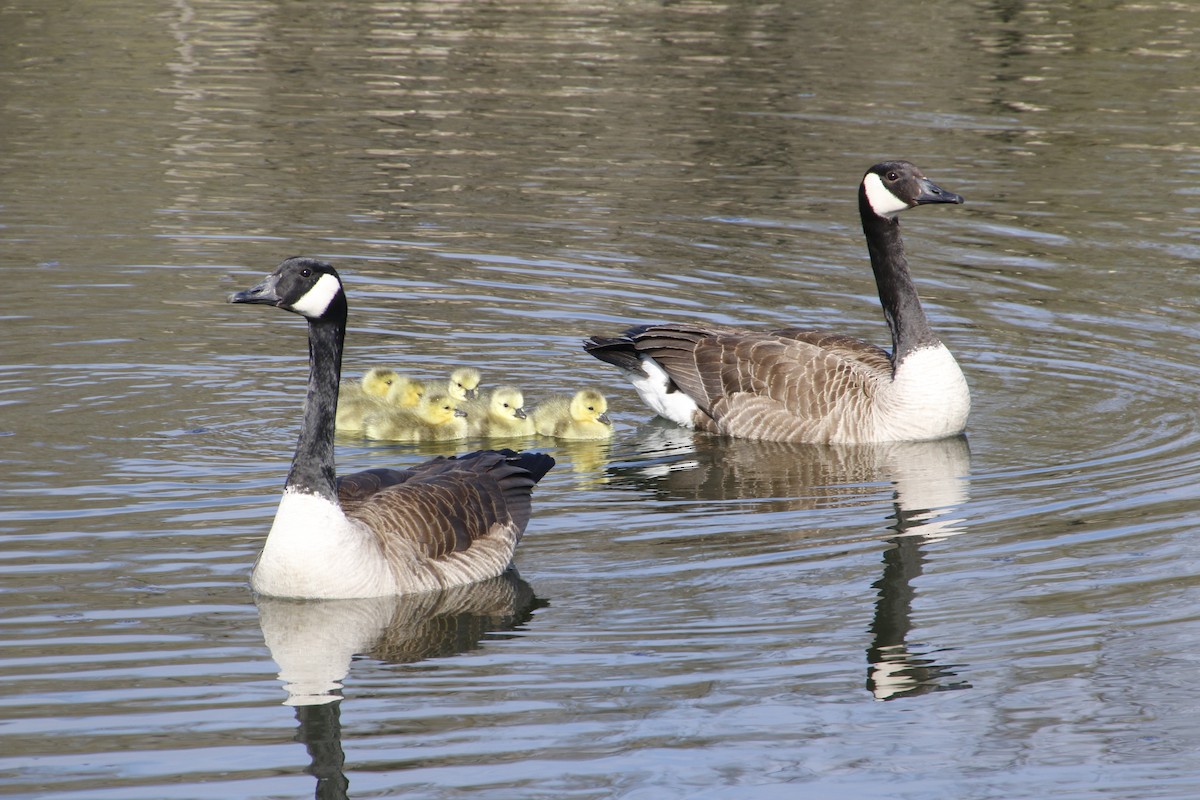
286, 304, 345, 503
859, 194, 940, 366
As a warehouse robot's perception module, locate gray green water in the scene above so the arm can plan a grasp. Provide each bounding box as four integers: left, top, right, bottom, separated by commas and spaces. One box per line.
3, 1, 1200, 797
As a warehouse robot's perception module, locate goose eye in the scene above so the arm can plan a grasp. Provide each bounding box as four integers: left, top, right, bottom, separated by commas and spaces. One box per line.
886, 171, 899, 182
300, 268, 312, 277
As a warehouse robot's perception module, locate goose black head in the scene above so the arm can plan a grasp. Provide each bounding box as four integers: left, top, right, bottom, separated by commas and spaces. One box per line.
860, 161, 964, 220
229, 257, 347, 320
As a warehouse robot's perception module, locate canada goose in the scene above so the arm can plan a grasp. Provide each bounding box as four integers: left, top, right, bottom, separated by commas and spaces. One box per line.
447, 367, 481, 402
532, 389, 613, 440
466, 386, 535, 438
335, 374, 426, 432
584, 161, 969, 444
228, 257, 554, 599
364, 391, 469, 442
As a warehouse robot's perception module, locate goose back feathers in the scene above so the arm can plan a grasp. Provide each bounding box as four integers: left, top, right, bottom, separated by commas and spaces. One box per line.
584, 161, 969, 445
229, 257, 553, 598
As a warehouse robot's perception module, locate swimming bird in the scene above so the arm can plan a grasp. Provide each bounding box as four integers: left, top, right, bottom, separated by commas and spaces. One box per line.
584, 160, 969, 444
363, 391, 469, 442
228, 257, 554, 599
466, 386, 535, 438
532, 389, 613, 440
340, 367, 399, 403
447, 367, 481, 402
336, 374, 426, 432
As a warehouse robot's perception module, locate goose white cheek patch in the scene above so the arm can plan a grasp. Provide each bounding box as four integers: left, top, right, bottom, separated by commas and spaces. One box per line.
291, 272, 343, 318
862, 172, 910, 218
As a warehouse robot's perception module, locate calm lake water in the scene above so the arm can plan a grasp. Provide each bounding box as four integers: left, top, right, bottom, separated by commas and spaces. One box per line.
3, 0, 1200, 797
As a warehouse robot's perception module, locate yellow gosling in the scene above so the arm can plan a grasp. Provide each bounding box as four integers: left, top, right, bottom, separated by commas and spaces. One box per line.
447, 367, 482, 402
364, 392, 468, 442
532, 389, 613, 440
336, 374, 426, 432
467, 386, 535, 438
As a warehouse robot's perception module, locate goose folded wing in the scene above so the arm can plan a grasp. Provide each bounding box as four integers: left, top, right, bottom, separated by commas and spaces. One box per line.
337, 467, 420, 509
340, 451, 548, 560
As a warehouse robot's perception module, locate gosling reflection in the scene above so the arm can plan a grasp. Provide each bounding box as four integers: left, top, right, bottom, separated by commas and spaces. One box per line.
607, 424, 973, 700
256, 569, 543, 705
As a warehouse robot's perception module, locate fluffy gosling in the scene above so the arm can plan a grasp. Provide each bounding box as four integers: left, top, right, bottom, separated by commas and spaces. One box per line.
364, 391, 468, 441
447, 367, 482, 402
532, 389, 613, 440
467, 386, 535, 438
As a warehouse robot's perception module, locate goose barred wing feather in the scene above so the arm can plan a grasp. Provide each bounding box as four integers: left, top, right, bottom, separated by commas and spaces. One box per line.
610, 324, 896, 442
336, 467, 420, 507
338, 451, 554, 560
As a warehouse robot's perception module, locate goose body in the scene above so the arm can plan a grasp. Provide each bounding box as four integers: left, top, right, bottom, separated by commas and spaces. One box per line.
532, 389, 613, 440
584, 161, 969, 445
363, 391, 469, 441
466, 386, 535, 438
229, 257, 553, 599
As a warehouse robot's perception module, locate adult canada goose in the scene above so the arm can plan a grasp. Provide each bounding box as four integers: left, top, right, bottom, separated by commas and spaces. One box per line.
532, 389, 613, 440
466, 386, 535, 438
584, 160, 969, 444
335, 374, 426, 432
363, 391, 469, 442
447, 367, 482, 402
228, 257, 554, 599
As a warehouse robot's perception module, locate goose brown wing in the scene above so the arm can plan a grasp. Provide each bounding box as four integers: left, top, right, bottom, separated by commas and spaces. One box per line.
626, 323, 895, 440
339, 450, 554, 560
768, 327, 895, 376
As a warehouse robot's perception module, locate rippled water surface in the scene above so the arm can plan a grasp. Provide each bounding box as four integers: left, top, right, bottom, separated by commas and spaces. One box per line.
4, 0, 1200, 797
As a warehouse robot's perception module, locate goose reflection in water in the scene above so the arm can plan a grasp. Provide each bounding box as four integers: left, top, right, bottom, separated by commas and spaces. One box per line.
256, 570, 543, 798
606, 423, 973, 700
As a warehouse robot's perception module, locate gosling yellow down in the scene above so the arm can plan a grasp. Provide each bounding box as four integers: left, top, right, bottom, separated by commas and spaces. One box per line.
466, 386, 535, 438
364, 392, 469, 442
337, 373, 425, 432
447, 367, 482, 402
532, 389, 613, 440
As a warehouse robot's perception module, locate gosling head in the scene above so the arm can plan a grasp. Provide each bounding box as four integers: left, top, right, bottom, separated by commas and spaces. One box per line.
570, 389, 611, 426
419, 392, 467, 426
361, 367, 400, 398
385, 376, 426, 408
448, 367, 482, 401
489, 386, 528, 421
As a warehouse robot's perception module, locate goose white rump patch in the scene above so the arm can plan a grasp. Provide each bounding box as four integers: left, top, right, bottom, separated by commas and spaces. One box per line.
630, 357, 700, 429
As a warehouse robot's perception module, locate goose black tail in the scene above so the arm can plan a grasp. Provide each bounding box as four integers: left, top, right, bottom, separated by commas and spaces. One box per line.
583, 335, 646, 377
